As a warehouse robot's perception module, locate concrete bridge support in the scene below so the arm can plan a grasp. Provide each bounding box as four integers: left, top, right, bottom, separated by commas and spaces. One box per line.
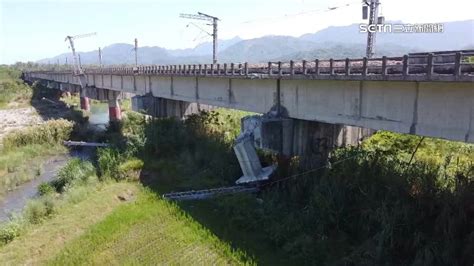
243, 115, 375, 171
131, 94, 214, 119
79, 89, 90, 112
108, 91, 122, 121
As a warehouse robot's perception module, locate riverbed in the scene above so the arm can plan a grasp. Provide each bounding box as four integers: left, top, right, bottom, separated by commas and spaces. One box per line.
0, 149, 92, 222
0, 102, 110, 222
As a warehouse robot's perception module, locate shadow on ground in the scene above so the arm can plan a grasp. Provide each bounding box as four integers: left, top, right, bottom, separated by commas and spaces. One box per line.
105, 115, 294, 265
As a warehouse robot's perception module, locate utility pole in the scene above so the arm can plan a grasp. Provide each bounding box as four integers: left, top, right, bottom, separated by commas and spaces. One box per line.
134, 38, 138, 66
65, 32, 96, 75
180, 12, 219, 64
65, 57, 68, 65
98, 47, 102, 67
78, 54, 82, 67
65, 32, 97, 112
212, 16, 218, 64
364, 0, 380, 58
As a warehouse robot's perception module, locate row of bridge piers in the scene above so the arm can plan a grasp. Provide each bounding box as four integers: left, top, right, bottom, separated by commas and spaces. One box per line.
43, 80, 123, 121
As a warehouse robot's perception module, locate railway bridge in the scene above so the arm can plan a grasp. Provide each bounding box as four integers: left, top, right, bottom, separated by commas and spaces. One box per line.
24, 50, 474, 182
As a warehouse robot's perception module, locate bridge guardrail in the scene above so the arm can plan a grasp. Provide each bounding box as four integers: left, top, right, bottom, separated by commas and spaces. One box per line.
24, 50, 474, 82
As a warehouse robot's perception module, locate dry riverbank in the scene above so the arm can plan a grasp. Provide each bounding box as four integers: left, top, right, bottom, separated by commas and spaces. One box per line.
0, 107, 44, 142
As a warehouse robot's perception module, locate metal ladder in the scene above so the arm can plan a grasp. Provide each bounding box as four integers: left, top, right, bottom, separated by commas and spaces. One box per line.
162, 185, 259, 201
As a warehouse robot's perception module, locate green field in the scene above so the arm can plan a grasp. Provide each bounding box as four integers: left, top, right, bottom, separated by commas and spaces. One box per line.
0, 181, 252, 265
50, 187, 252, 265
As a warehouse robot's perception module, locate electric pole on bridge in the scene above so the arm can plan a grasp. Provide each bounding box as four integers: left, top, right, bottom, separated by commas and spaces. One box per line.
65, 32, 97, 112
65, 32, 97, 75
363, 0, 381, 58
134, 38, 138, 66
98, 47, 103, 67
180, 12, 219, 64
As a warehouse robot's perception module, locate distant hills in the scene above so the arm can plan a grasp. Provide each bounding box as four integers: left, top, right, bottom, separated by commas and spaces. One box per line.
39, 20, 473, 65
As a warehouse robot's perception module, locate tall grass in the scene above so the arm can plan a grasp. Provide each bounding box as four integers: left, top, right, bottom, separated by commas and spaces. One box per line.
219, 137, 473, 265
50, 158, 96, 192
2, 119, 73, 150
0, 144, 66, 194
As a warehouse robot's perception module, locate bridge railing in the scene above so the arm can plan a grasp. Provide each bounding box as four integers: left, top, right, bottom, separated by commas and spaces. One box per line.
26, 50, 474, 81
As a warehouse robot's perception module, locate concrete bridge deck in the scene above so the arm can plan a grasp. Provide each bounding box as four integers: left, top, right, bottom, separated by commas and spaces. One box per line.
24, 51, 474, 143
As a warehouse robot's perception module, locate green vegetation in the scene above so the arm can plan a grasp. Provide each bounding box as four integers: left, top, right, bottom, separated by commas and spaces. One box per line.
0, 120, 73, 194
0, 159, 99, 245
0, 157, 252, 265
0, 101, 472, 265
50, 189, 252, 265
96, 109, 472, 265
2, 119, 73, 151
0, 144, 66, 195
0, 182, 139, 264
0, 66, 32, 109
50, 158, 96, 192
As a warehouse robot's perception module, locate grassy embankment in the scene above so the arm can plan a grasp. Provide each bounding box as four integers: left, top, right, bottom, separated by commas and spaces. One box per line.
0, 156, 253, 265
0, 106, 472, 265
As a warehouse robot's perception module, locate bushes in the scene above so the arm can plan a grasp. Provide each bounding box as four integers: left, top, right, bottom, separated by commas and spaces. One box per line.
97, 148, 122, 180
24, 196, 56, 224
50, 158, 96, 192
118, 158, 144, 180
0, 219, 22, 245
97, 148, 144, 181
0, 66, 32, 108
38, 182, 55, 196
226, 144, 473, 265
2, 119, 73, 150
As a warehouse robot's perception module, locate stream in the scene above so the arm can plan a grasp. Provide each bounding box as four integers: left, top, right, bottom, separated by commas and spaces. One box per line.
0, 103, 109, 223
88, 103, 109, 130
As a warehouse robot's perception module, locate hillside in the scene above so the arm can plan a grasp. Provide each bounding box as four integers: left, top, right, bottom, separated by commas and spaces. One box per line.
301, 20, 474, 51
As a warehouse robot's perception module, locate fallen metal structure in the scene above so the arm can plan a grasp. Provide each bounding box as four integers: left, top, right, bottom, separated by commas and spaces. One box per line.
63, 140, 109, 147
162, 185, 259, 201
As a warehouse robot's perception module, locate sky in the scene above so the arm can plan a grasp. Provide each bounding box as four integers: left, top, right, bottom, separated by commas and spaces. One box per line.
0, 0, 473, 64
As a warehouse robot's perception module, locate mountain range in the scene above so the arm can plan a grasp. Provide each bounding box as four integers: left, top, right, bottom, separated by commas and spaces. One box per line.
39, 20, 474, 65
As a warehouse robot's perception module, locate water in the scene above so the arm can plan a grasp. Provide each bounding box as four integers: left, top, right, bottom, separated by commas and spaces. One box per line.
0, 102, 110, 223
0, 149, 94, 223
88, 103, 109, 129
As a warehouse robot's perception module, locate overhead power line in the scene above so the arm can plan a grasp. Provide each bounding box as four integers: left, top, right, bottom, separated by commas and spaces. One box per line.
240, 1, 359, 24
180, 12, 220, 63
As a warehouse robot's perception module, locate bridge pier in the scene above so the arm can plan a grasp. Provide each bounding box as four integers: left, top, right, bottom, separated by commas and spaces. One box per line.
242, 115, 374, 171
108, 97, 122, 121
131, 94, 214, 119
79, 89, 90, 112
